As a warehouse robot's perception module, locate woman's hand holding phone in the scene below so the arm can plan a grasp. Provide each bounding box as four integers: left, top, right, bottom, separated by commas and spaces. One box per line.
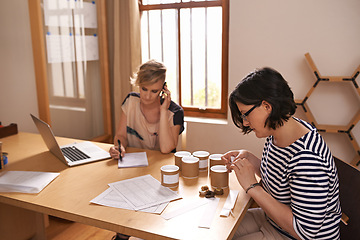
160, 82, 171, 110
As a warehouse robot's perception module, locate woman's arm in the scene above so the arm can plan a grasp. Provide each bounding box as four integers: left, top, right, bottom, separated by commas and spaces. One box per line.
158, 109, 181, 153
158, 87, 181, 153
231, 158, 301, 240
247, 186, 301, 240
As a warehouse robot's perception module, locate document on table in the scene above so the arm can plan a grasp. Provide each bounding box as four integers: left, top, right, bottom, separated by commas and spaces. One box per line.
198, 197, 220, 229
90, 187, 169, 214
0, 171, 59, 194
118, 152, 148, 168
161, 198, 210, 220
161, 197, 220, 229
108, 174, 181, 210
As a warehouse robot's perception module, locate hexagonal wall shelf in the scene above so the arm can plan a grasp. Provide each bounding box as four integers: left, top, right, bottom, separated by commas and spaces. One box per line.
295, 53, 360, 167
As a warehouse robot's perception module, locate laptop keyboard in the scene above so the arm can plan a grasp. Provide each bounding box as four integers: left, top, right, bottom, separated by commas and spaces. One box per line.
61, 146, 90, 162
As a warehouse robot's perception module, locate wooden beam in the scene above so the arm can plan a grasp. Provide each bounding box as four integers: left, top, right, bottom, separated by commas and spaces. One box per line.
28, 0, 51, 124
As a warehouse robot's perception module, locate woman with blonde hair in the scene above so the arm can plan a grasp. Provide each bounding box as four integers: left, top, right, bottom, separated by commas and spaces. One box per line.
109, 60, 184, 240
110, 59, 184, 158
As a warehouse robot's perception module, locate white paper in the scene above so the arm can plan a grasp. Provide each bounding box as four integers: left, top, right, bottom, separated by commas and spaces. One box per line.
220, 190, 239, 217
44, 0, 97, 28
74, 2, 98, 28
161, 198, 210, 220
84, 35, 99, 61
91, 187, 132, 209
90, 187, 168, 214
109, 175, 181, 210
46, 34, 99, 63
74, 35, 99, 61
118, 152, 149, 168
46, 34, 75, 63
198, 197, 220, 229
0, 171, 59, 194
44, 0, 73, 27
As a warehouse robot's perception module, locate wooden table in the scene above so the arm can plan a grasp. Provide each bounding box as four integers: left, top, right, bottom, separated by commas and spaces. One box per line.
0, 132, 252, 240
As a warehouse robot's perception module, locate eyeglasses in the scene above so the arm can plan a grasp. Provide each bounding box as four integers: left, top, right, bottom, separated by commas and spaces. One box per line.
241, 103, 261, 122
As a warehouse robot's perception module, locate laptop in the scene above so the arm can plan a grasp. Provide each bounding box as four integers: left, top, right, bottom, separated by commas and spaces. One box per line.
31, 114, 111, 167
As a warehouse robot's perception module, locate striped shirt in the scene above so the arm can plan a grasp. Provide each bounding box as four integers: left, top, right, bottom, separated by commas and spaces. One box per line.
260, 118, 341, 240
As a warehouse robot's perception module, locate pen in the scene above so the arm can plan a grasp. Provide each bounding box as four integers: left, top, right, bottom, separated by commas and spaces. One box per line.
0, 141, 2, 169
117, 139, 123, 161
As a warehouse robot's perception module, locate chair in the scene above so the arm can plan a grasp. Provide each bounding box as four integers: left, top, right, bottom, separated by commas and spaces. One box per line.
334, 157, 360, 239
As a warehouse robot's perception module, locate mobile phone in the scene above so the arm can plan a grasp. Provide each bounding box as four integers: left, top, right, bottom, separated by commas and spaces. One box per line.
160, 82, 166, 105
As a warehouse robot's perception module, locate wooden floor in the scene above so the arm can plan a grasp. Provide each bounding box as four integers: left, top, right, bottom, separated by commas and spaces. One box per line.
46, 216, 115, 240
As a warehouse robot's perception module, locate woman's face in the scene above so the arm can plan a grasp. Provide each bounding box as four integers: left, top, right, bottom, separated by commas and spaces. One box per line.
139, 80, 164, 105
236, 101, 272, 138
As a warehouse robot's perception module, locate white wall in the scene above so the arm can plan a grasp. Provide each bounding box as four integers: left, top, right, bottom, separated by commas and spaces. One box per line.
186, 0, 360, 167
0, 0, 39, 133
1, 0, 359, 166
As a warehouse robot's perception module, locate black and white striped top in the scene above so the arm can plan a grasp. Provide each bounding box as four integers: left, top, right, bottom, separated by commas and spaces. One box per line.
260, 118, 341, 240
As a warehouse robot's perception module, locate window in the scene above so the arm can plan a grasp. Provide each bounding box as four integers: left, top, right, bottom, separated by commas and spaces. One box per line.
44, 0, 101, 109
139, 0, 229, 118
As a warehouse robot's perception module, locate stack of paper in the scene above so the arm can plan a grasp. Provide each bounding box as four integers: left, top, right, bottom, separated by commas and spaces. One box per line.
118, 152, 149, 168
91, 175, 181, 214
0, 171, 59, 194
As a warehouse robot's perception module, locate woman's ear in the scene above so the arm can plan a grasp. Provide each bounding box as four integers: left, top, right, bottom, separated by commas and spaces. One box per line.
262, 100, 272, 112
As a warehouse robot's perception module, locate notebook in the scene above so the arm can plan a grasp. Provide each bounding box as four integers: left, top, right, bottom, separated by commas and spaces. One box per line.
31, 114, 111, 167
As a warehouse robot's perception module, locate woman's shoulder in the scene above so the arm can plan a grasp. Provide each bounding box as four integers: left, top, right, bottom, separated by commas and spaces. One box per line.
293, 117, 315, 130
169, 101, 184, 114
122, 92, 140, 105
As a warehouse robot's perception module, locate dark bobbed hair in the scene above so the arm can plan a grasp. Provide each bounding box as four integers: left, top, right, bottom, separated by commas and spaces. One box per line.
229, 67, 296, 134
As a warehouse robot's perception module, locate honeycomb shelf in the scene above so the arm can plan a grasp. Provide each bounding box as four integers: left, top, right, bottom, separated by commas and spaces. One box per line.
295, 52, 360, 167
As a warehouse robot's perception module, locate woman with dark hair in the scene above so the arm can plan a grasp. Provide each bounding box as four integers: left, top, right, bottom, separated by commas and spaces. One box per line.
223, 67, 341, 240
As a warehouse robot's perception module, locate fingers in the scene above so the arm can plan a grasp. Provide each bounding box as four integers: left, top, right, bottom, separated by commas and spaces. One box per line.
164, 91, 171, 103
230, 157, 250, 172
109, 146, 119, 159
120, 147, 126, 157
234, 157, 249, 167
222, 151, 238, 173
223, 154, 240, 167
222, 151, 237, 162
230, 157, 241, 169
163, 86, 171, 100
109, 146, 126, 159
160, 91, 171, 110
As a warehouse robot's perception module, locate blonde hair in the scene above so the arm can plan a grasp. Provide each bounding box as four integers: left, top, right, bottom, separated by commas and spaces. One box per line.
130, 60, 167, 86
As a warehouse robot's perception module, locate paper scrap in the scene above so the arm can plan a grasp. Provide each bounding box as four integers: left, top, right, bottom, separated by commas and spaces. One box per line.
198, 197, 220, 229
220, 190, 239, 217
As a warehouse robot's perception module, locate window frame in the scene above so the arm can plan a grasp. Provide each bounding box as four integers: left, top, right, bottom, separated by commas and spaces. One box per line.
139, 0, 229, 119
